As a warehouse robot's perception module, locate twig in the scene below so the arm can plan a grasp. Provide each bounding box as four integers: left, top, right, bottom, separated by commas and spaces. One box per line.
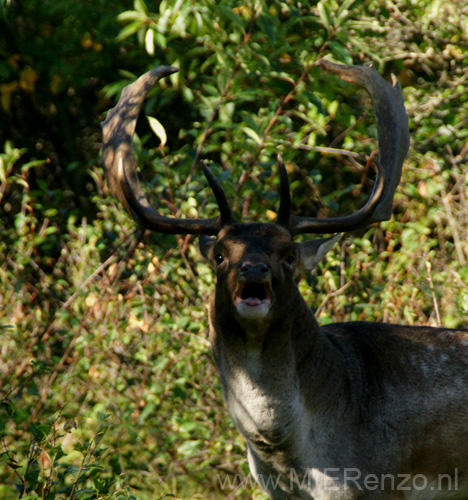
298, 145, 361, 158
315, 281, 352, 318
441, 192, 466, 266
223, 473, 253, 500
424, 258, 442, 327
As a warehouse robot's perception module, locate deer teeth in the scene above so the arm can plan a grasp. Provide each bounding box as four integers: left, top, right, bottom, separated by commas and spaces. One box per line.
236, 282, 272, 307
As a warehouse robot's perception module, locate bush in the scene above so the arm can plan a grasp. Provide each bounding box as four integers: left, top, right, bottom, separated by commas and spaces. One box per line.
1, 0, 467, 498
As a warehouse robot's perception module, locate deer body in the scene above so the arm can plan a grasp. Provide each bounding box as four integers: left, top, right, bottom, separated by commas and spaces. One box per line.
101, 61, 468, 499
215, 323, 468, 499
204, 223, 468, 499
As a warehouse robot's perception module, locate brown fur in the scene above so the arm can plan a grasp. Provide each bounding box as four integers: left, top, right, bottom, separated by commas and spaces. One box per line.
202, 223, 468, 500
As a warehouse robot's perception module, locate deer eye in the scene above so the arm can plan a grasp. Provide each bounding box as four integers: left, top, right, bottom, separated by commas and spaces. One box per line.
214, 253, 224, 265
284, 255, 295, 266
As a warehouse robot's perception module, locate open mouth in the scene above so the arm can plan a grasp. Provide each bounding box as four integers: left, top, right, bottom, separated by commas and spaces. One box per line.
235, 281, 272, 308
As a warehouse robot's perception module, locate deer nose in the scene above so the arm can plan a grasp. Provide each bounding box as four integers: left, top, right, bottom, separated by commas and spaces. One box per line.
239, 261, 269, 280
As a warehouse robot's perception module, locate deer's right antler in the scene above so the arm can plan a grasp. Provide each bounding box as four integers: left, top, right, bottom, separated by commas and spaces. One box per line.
278, 60, 409, 235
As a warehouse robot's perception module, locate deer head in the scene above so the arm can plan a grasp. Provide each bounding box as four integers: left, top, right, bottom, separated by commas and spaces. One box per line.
101, 61, 409, 335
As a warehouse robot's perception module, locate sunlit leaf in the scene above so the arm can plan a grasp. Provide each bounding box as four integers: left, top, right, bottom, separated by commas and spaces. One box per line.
317, 1, 333, 30
147, 115, 167, 147
145, 28, 154, 56
242, 127, 261, 144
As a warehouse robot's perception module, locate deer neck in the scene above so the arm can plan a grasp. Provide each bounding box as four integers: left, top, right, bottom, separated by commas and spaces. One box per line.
208, 290, 354, 451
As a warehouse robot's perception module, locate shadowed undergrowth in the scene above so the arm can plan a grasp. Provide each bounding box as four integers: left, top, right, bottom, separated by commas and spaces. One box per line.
1, 0, 468, 498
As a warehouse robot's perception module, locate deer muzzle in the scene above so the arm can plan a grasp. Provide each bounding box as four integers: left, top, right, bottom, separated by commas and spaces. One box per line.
234, 261, 273, 319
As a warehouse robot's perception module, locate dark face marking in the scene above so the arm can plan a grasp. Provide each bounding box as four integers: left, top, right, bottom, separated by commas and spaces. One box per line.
202, 223, 298, 323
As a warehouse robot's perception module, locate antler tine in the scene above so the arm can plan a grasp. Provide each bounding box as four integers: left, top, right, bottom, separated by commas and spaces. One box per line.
101, 66, 224, 235
276, 155, 292, 228
288, 60, 410, 235
200, 161, 235, 227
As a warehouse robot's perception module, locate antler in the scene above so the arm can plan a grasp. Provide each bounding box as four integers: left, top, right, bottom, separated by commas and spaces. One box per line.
281, 60, 410, 235
102, 62, 408, 237
101, 66, 233, 235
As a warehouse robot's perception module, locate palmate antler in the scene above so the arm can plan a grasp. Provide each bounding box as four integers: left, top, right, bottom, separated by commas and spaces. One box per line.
101, 61, 409, 236
100, 66, 232, 235
279, 60, 410, 235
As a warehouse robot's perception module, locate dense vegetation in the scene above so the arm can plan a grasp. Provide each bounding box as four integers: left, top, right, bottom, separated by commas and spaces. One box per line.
1, 0, 467, 498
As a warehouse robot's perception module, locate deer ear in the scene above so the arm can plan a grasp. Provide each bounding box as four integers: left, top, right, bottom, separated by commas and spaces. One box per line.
199, 235, 216, 261
296, 234, 341, 272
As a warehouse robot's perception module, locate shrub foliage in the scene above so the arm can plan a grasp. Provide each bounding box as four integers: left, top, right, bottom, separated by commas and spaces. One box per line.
1, 0, 468, 498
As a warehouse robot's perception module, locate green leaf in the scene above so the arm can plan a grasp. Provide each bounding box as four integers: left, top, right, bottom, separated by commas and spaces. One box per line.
147, 116, 167, 147
256, 12, 278, 42
216, 67, 230, 91
145, 28, 154, 56
218, 6, 245, 32
134, 0, 148, 15
154, 30, 167, 49
317, 1, 334, 30
329, 41, 353, 65
117, 10, 146, 22
116, 21, 142, 41
336, 0, 357, 24
177, 439, 201, 457
242, 127, 261, 144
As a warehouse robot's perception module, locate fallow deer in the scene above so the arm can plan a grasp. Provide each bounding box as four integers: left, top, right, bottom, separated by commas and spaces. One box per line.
101, 61, 468, 499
